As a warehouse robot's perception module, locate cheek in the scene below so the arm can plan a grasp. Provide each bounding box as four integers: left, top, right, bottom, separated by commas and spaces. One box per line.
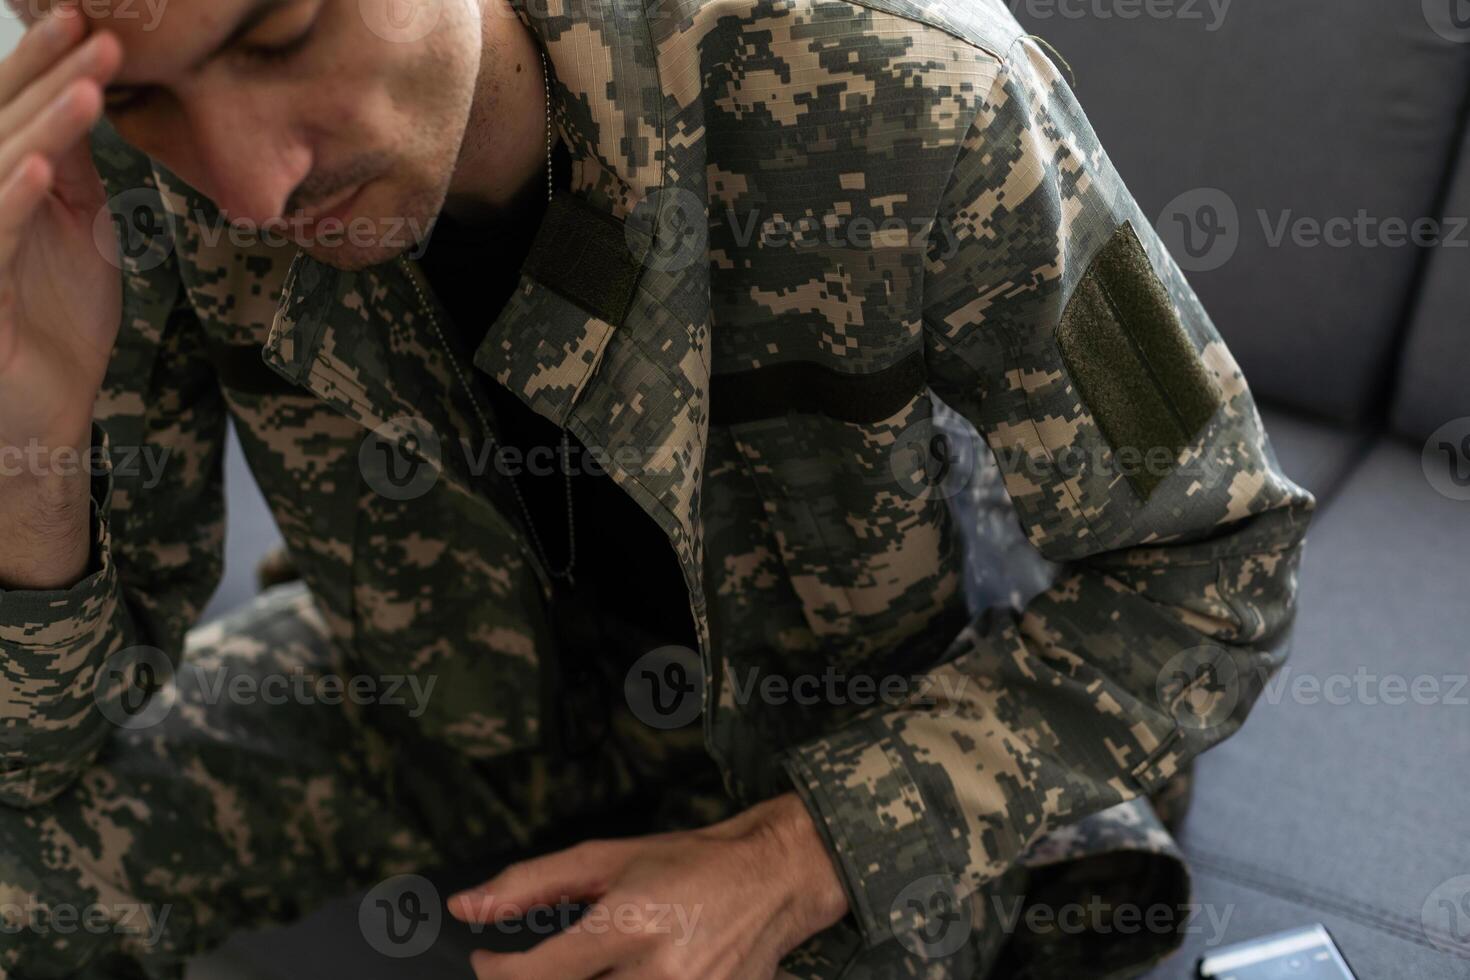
293, 63, 403, 167
306, 89, 379, 141
387, 0, 480, 118
385, 50, 473, 127
373, 45, 477, 178
302, 0, 479, 204
302, 0, 440, 144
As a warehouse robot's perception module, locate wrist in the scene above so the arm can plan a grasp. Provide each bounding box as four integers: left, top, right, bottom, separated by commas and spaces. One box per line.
0, 433, 97, 590
752, 793, 850, 943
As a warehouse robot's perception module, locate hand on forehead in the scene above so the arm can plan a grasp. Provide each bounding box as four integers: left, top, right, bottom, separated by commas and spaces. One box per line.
5, 2, 110, 58
7, 0, 95, 27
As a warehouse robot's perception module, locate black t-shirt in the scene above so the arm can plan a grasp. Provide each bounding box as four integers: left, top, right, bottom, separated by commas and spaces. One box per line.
414, 144, 698, 678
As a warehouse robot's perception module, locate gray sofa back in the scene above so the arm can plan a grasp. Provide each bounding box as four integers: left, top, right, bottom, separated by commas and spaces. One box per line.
1393, 117, 1470, 444
1011, 0, 1470, 424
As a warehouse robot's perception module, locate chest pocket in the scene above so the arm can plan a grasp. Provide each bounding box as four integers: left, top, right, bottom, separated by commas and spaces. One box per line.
344, 426, 549, 760
221, 367, 549, 761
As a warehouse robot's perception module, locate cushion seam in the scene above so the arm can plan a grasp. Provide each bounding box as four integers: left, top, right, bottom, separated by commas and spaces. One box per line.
1188, 847, 1458, 955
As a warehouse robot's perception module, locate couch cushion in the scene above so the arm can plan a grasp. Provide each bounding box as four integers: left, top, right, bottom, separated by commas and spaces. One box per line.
1258, 404, 1366, 504
1147, 438, 1470, 977
1010, 2, 1470, 423
1144, 873, 1463, 980
1392, 117, 1470, 444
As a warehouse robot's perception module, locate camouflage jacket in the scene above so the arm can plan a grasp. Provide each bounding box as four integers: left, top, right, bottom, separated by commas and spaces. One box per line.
1, 0, 1314, 965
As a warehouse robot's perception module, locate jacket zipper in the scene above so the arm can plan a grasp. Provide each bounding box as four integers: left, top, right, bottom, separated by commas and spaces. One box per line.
400, 257, 556, 601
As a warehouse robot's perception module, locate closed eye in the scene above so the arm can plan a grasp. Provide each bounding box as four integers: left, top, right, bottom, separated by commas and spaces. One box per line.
236, 21, 316, 65
104, 86, 152, 115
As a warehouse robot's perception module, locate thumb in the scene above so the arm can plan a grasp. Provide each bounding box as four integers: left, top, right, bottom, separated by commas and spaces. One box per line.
446, 840, 627, 925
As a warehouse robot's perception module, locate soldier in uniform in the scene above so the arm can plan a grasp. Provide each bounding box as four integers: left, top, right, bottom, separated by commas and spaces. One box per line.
0, 0, 1314, 976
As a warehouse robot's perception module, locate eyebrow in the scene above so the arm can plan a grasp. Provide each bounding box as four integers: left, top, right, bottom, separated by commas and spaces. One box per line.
189, 0, 293, 70
104, 0, 292, 99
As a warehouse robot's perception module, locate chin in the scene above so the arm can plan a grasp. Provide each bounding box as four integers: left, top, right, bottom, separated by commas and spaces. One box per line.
296, 180, 441, 272
303, 239, 410, 272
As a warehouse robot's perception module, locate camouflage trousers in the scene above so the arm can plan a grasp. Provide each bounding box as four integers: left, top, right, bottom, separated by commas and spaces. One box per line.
0, 584, 1193, 979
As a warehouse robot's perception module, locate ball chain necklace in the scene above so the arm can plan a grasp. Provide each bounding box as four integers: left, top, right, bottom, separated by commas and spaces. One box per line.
401, 47, 577, 589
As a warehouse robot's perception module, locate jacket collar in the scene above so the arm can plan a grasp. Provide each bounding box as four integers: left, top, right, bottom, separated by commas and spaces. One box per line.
263, 0, 713, 597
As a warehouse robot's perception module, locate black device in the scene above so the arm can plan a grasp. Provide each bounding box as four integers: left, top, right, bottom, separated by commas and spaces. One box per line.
1198, 924, 1358, 979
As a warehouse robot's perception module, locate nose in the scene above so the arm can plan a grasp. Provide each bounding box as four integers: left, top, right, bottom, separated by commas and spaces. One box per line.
176, 100, 312, 226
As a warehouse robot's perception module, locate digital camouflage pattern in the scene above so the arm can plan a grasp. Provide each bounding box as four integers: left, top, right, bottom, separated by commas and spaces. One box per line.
0, 0, 1314, 975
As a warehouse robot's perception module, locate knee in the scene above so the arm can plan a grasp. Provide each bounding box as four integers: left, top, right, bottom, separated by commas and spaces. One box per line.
0, 798, 164, 979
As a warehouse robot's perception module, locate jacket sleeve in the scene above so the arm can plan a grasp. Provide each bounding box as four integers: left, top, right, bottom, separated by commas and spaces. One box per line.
0, 131, 227, 808
781, 37, 1316, 949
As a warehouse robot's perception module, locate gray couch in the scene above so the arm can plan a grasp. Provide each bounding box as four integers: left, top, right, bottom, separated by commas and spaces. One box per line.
190, 2, 1470, 977
1015, 2, 1470, 978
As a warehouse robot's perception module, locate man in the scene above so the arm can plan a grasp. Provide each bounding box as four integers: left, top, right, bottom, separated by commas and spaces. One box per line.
0, 0, 1315, 975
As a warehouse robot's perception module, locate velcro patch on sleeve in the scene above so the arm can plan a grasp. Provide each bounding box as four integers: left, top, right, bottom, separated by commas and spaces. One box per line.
524, 192, 644, 328
1055, 221, 1223, 501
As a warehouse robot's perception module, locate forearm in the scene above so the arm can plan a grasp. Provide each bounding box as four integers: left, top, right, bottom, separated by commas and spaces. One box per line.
733, 792, 850, 946
0, 425, 95, 590
0, 402, 226, 809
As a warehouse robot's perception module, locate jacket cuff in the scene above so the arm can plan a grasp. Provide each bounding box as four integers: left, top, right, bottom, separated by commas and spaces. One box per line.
783, 717, 959, 950
0, 424, 117, 642
0, 428, 119, 805
0, 519, 116, 645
